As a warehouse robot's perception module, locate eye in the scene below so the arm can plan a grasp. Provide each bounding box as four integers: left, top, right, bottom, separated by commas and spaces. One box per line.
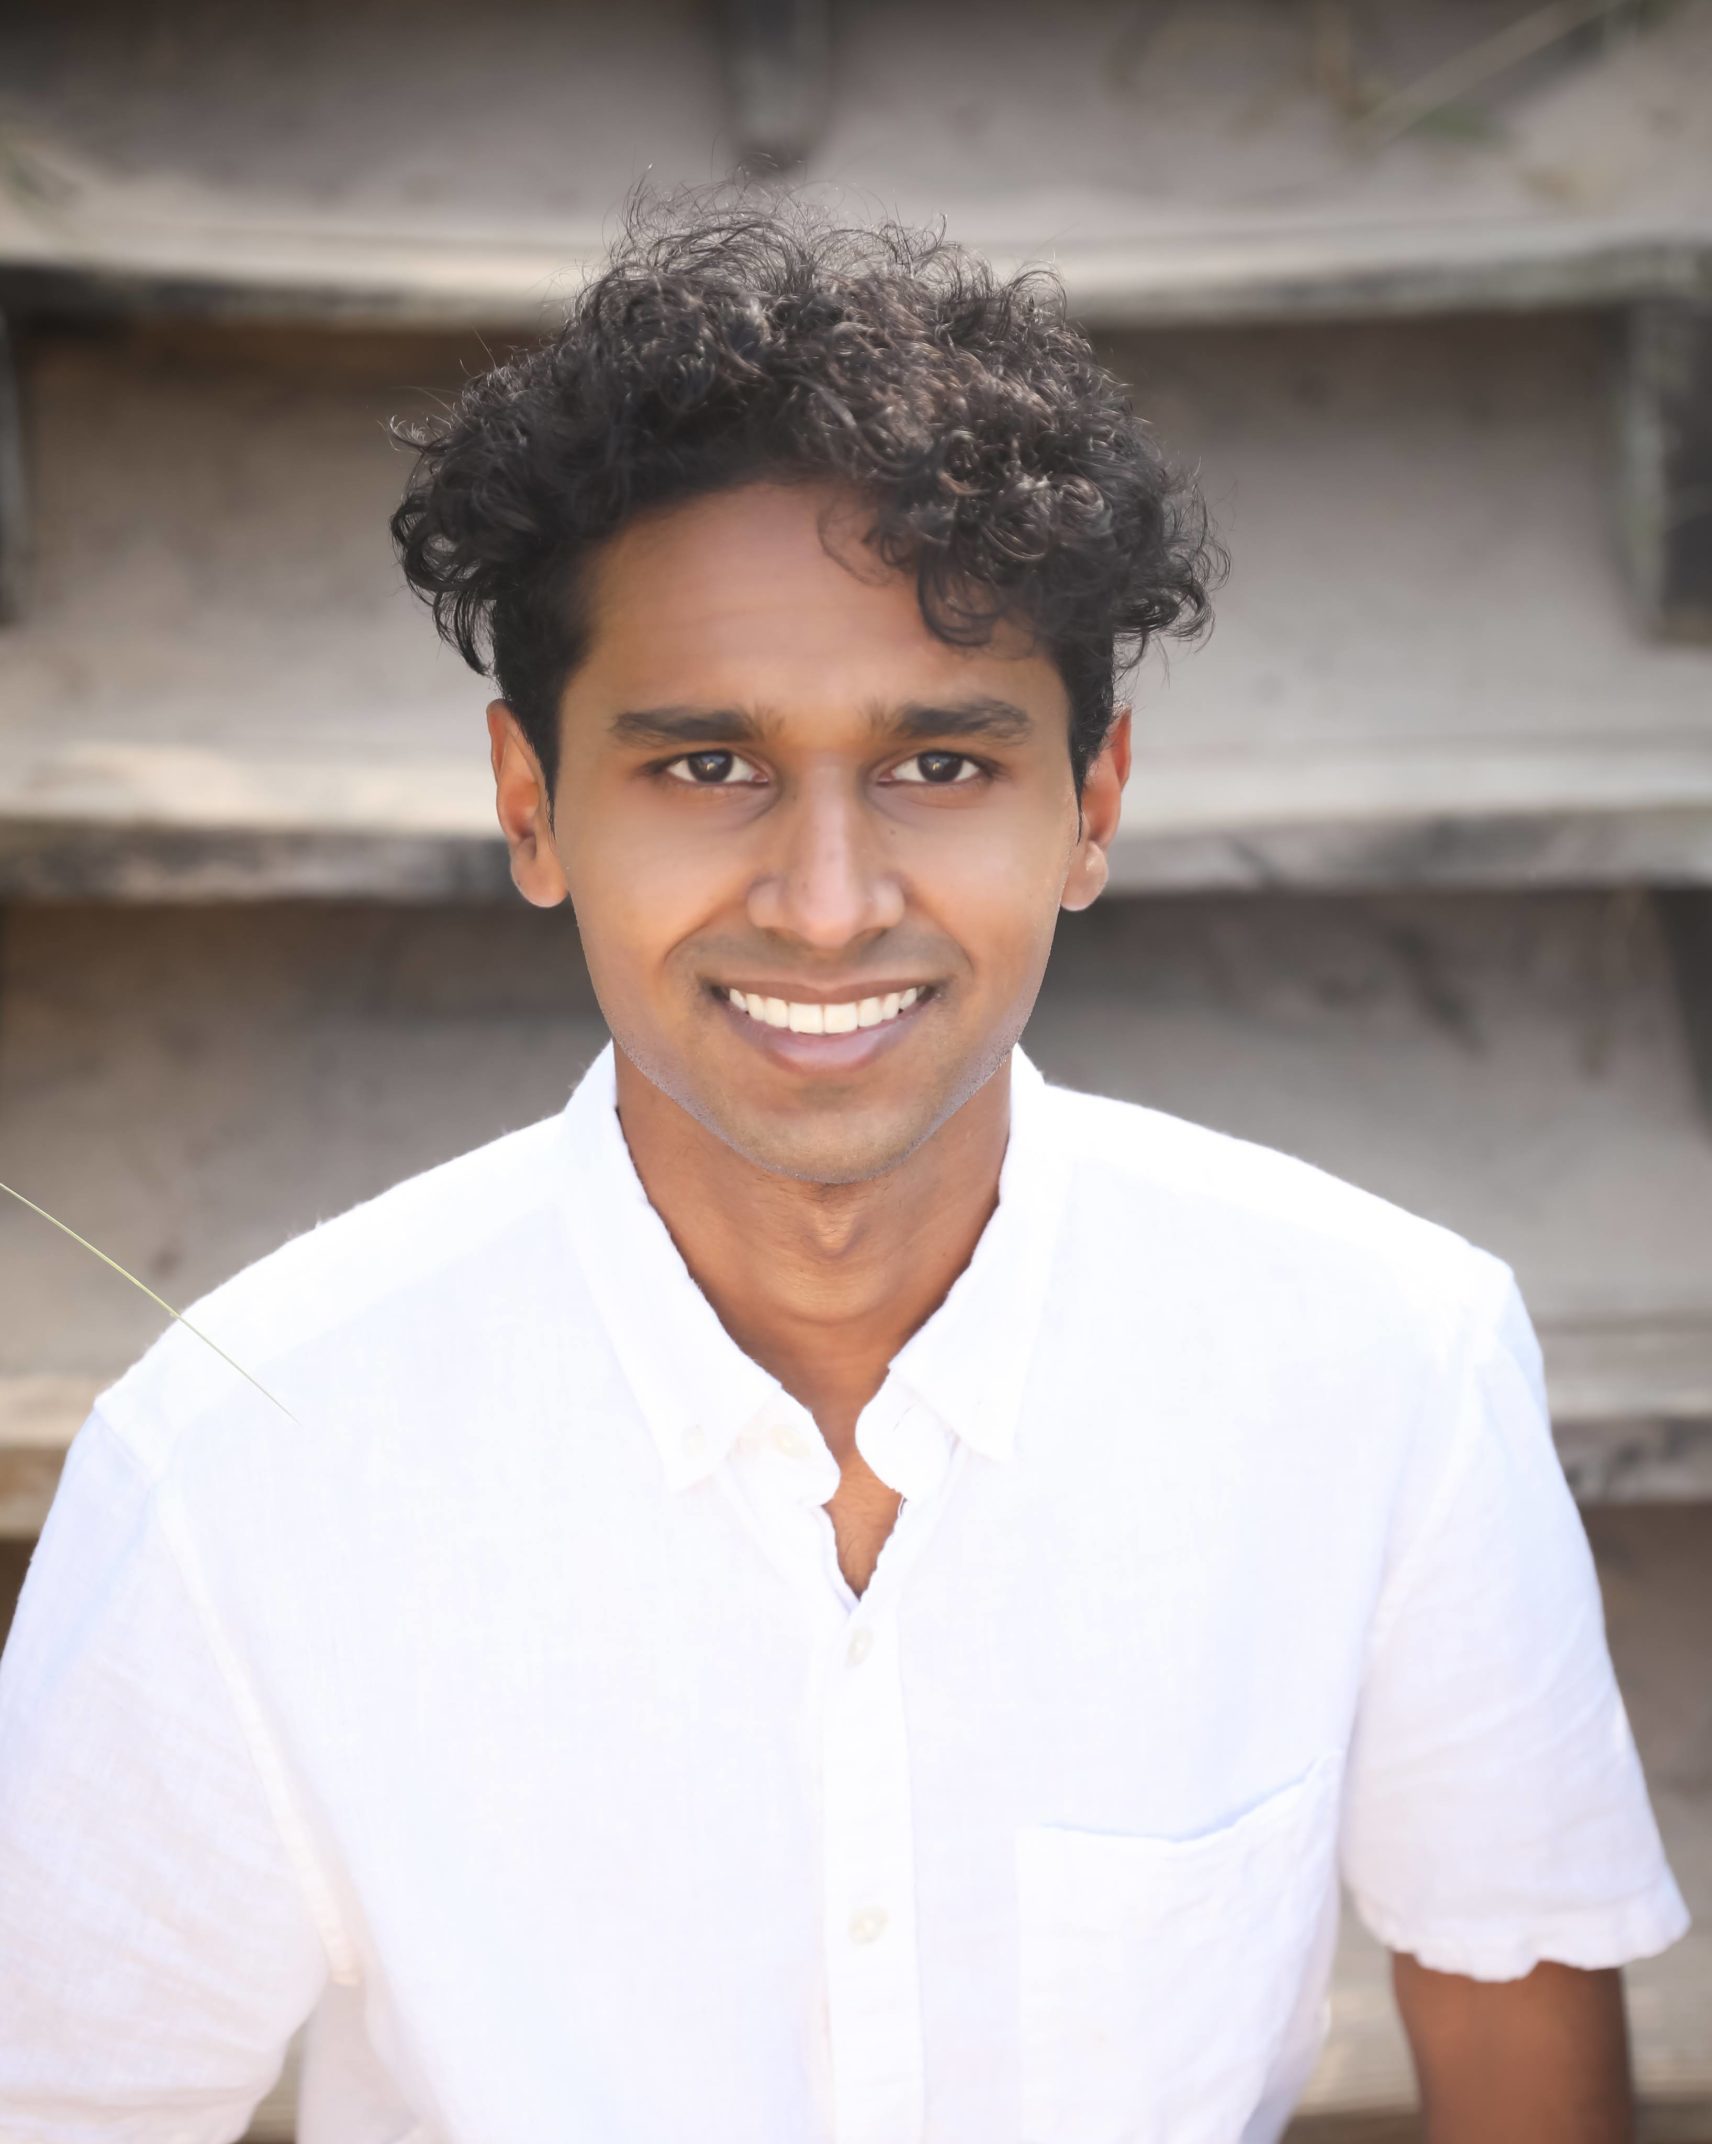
661, 750, 766, 787
889, 751, 983, 787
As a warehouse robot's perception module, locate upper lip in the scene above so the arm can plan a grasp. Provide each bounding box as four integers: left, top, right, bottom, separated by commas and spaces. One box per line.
713, 980, 936, 1002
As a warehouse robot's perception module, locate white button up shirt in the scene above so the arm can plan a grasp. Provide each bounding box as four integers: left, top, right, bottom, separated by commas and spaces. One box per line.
0, 1043, 1689, 2144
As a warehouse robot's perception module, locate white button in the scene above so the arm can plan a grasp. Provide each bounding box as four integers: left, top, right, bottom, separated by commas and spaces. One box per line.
848, 1907, 888, 1945
845, 1627, 874, 1668
772, 1423, 807, 1458
682, 1425, 706, 1455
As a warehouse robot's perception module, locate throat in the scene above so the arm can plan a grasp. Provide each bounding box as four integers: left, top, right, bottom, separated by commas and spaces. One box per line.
825, 1451, 906, 1598
612, 1041, 1015, 1411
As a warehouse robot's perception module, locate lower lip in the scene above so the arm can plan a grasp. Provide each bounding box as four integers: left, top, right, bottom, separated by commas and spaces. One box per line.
713, 988, 934, 1072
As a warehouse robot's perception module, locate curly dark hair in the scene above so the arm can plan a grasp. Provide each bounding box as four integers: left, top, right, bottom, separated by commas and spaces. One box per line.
390, 182, 1222, 809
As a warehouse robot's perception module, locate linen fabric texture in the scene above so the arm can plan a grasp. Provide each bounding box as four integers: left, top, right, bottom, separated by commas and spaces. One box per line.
0, 1043, 1689, 2144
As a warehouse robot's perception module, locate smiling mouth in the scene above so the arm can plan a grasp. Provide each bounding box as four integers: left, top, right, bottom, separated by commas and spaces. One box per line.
716, 985, 934, 1035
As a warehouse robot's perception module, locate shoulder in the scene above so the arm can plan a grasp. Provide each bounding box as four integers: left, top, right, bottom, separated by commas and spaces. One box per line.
1038, 1073, 1507, 1360
94, 1104, 570, 1481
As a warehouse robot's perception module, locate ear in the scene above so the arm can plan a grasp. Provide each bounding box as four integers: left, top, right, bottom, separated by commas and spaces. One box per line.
487, 700, 569, 908
1061, 704, 1131, 913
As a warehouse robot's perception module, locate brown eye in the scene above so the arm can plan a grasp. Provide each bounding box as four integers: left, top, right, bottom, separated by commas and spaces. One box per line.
663, 750, 764, 786
891, 751, 980, 786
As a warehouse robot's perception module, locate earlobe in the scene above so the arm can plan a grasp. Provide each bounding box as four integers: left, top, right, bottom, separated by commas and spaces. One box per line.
507, 835, 570, 911
1061, 703, 1128, 913
1061, 842, 1109, 914
487, 699, 569, 909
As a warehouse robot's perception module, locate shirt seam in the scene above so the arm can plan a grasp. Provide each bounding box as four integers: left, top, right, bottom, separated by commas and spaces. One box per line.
89, 1406, 362, 1988
1358, 1250, 1516, 1671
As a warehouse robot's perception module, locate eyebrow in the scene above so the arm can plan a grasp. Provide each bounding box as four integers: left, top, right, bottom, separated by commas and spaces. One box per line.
607, 706, 765, 747
887, 697, 1035, 744
606, 696, 1036, 748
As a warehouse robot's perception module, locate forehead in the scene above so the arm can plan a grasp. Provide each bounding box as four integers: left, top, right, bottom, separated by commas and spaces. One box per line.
572, 479, 1065, 720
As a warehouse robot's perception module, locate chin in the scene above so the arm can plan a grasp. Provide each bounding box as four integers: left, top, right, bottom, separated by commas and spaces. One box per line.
709, 1097, 936, 1187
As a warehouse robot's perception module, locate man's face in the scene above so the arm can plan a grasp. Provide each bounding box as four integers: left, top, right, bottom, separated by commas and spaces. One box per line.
490, 478, 1127, 1184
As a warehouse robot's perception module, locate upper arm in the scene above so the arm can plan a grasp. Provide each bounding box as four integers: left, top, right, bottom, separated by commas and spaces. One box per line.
1340, 1259, 1687, 1978
0, 1413, 330, 2143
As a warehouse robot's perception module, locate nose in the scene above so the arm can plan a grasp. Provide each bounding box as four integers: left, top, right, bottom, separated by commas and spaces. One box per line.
745, 768, 906, 949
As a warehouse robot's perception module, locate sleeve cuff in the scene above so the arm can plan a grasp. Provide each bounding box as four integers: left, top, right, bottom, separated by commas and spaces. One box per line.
1351, 1868, 1693, 1981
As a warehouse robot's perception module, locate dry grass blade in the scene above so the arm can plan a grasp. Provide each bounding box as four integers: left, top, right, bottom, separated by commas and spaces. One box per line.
1357, 0, 1634, 149
0, 1179, 302, 1427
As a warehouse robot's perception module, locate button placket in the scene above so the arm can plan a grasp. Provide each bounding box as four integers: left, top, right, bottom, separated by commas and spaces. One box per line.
819, 1611, 925, 2144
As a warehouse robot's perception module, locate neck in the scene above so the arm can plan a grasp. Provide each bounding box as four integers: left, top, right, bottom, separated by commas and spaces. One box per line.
611, 1051, 1013, 1456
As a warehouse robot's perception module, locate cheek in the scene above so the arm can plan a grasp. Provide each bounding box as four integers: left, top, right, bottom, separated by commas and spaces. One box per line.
907, 795, 1074, 938
559, 802, 745, 983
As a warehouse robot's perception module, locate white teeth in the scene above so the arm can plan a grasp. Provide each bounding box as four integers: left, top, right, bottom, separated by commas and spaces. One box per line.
725, 987, 929, 1033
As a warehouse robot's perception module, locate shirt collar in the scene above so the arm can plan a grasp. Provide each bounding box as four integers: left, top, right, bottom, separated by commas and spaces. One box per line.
882, 1045, 1066, 1467
554, 1041, 1067, 1492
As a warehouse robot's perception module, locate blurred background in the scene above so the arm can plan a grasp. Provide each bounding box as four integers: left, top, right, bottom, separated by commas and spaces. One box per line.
1, 1, 1710, 2135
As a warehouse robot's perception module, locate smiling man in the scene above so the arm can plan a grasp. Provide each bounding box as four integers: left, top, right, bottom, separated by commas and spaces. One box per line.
492, 471, 1126, 1600
0, 191, 1689, 2144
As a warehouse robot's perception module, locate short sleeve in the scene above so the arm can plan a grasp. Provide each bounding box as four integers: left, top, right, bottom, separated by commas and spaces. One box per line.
0, 1410, 331, 2143
1339, 1258, 1691, 1980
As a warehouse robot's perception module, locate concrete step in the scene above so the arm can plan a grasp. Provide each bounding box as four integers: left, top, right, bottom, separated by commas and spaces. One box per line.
2, 0, 1707, 330
2, 312, 1710, 899
4, 890, 1712, 1534
11, 1309, 1712, 1534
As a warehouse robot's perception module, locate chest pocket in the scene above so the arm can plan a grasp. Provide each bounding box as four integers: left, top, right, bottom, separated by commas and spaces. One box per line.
1015, 1751, 1341, 2144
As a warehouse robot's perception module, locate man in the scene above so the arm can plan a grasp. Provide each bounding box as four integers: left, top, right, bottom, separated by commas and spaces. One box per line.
0, 190, 1688, 2144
